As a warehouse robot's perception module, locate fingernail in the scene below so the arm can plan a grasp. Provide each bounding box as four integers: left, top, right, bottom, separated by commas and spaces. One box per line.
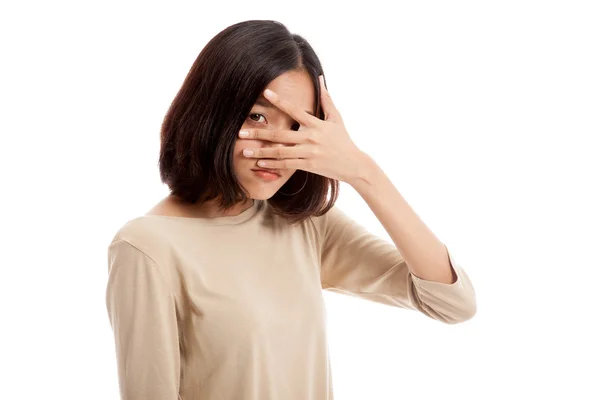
258, 161, 267, 167
264, 88, 275, 98
243, 149, 253, 157
239, 130, 249, 137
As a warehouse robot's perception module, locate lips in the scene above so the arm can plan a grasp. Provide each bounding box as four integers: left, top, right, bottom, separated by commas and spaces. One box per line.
252, 168, 281, 177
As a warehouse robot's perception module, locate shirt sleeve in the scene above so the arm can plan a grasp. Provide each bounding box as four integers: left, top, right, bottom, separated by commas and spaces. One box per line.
105, 239, 181, 399
312, 206, 477, 324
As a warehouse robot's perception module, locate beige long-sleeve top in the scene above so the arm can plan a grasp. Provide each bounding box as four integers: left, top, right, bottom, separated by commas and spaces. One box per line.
105, 200, 476, 400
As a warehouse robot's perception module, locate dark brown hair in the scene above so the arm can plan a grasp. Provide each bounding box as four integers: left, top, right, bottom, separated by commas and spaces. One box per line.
159, 20, 338, 222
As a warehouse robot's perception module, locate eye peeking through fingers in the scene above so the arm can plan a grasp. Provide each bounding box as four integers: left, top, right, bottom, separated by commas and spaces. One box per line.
248, 113, 266, 124
248, 112, 300, 132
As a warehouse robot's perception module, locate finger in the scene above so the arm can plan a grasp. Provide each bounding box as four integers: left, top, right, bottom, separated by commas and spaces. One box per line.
319, 75, 341, 122
263, 88, 319, 128
243, 145, 313, 159
239, 128, 308, 144
256, 158, 305, 170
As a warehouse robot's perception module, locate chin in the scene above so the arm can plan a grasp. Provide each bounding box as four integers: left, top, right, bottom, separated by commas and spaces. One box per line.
244, 184, 282, 200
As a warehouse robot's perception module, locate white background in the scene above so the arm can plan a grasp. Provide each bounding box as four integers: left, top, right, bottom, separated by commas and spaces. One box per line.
1, 1, 599, 399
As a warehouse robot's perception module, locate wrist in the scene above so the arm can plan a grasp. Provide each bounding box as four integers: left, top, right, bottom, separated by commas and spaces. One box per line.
347, 151, 380, 189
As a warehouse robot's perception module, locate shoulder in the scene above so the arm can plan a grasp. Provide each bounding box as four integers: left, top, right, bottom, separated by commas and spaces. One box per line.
304, 205, 356, 250
309, 205, 351, 233
107, 216, 173, 263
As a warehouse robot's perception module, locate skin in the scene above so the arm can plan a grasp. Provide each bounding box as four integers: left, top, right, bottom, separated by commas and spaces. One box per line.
150, 70, 458, 285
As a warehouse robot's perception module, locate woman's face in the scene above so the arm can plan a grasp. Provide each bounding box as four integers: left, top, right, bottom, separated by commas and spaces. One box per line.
234, 70, 316, 200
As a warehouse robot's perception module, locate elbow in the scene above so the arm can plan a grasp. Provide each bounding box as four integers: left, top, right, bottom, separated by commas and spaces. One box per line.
415, 296, 477, 325
443, 297, 477, 325
409, 274, 477, 324
442, 275, 477, 324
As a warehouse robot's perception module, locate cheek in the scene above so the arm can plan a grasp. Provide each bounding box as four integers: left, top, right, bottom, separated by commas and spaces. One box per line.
232, 139, 256, 169
232, 139, 245, 155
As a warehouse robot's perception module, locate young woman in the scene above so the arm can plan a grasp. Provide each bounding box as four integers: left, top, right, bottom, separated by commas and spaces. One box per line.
106, 19, 476, 400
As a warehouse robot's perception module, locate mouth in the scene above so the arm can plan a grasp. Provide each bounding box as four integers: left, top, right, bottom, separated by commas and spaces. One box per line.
252, 168, 281, 177
251, 168, 282, 182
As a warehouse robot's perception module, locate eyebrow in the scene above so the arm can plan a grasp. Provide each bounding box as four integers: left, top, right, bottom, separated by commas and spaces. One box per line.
255, 95, 315, 116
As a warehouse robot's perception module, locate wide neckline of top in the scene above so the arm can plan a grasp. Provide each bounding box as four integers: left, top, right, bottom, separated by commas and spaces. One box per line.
140, 200, 264, 226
